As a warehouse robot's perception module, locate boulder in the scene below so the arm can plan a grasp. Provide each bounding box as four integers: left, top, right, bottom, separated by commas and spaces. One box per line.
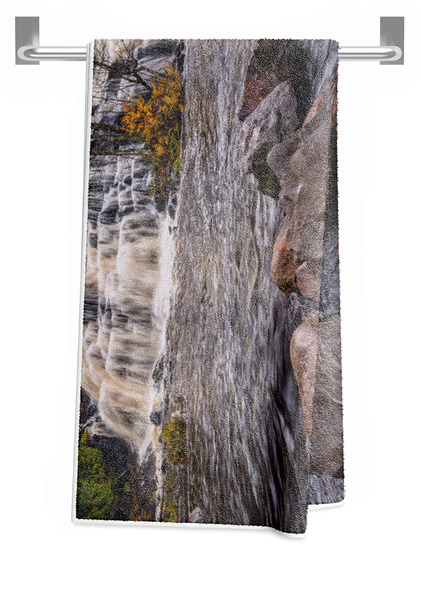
188, 507, 204, 523
310, 314, 344, 476
290, 313, 319, 440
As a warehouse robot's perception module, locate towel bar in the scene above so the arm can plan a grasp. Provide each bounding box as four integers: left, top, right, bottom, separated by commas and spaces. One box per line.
15, 16, 404, 65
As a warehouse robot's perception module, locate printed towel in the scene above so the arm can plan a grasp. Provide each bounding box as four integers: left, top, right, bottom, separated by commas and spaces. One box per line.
75, 39, 343, 534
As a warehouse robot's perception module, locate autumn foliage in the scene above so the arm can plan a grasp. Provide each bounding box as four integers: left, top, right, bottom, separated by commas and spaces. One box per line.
121, 65, 183, 198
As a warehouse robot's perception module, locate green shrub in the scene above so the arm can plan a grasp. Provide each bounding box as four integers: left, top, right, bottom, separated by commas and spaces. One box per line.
76, 431, 116, 520
162, 417, 186, 466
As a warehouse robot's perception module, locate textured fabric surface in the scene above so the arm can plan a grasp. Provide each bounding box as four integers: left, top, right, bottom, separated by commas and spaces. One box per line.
75, 39, 343, 533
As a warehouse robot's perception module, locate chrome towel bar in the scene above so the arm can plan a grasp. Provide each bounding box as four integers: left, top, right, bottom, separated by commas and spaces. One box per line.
15, 16, 404, 65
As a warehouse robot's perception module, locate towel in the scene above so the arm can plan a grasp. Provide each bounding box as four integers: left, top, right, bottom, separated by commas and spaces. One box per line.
75, 39, 343, 534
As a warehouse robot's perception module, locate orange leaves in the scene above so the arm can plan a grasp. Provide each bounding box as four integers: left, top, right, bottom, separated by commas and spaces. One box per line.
121, 65, 183, 197
122, 95, 147, 136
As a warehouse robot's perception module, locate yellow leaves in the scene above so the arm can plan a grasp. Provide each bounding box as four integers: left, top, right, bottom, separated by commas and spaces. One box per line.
120, 64, 183, 197
122, 95, 146, 135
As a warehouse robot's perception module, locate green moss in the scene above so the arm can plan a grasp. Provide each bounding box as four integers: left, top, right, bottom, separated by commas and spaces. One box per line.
162, 417, 186, 466
161, 472, 179, 523
76, 431, 116, 520
163, 499, 178, 523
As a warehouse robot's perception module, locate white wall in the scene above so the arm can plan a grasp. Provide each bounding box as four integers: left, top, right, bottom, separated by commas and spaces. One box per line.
1, 1, 420, 598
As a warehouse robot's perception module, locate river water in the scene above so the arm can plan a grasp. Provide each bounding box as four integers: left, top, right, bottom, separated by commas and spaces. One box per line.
165, 40, 309, 531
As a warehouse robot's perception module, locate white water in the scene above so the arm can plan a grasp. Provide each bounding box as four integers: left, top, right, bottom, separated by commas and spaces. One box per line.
81, 41, 180, 466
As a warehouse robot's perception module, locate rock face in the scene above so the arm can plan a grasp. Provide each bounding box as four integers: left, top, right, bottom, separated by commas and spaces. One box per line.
188, 507, 204, 524
311, 314, 343, 477
268, 77, 337, 297
310, 474, 344, 505
261, 41, 344, 503
238, 40, 291, 120
240, 39, 343, 505
296, 261, 322, 301
290, 313, 319, 440
240, 80, 299, 199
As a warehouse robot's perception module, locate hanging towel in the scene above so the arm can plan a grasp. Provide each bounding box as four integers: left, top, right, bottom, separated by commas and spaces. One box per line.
75, 39, 343, 534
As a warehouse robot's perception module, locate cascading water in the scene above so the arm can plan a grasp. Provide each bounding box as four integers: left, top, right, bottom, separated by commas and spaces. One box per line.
80, 40, 183, 519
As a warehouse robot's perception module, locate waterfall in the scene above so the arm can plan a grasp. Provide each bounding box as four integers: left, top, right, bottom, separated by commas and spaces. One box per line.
80, 41, 183, 520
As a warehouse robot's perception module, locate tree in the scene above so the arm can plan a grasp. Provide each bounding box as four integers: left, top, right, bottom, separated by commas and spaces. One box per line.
89, 40, 183, 201
121, 65, 183, 198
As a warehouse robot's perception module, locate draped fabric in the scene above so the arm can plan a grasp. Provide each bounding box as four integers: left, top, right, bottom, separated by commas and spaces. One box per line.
75, 39, 343, 534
